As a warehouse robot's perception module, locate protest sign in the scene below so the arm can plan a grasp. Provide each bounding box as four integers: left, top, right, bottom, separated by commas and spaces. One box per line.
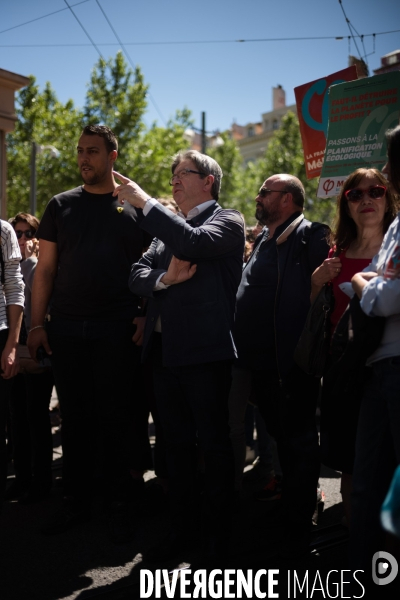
295, 66, 358, 180
317, 71, 400, 198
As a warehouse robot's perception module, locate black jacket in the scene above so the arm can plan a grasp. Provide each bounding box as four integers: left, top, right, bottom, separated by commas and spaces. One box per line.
235, 213, 330, 376
129, 201, 245, 367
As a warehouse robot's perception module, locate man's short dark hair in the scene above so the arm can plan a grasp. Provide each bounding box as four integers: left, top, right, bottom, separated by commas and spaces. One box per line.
81, 125, 118, 154
171, 150, 223, 201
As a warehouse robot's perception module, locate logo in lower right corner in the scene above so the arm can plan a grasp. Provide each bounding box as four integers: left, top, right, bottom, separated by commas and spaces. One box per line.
372, 551, 399, 585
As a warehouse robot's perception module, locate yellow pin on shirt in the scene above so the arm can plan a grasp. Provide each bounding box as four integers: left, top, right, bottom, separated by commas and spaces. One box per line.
117, 207, 124, 213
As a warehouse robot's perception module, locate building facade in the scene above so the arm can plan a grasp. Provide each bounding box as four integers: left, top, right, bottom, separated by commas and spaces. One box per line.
230, 85, 297, 164
373, 49, 400, 76
0, 68, 29, 218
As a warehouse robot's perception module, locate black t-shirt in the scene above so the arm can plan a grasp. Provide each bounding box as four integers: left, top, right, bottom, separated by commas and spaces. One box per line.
38, 186, 152, 321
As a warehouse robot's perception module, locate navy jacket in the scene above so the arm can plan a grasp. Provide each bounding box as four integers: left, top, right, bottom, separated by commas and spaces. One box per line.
129, 201, 245, 367
235, 213, 330, 376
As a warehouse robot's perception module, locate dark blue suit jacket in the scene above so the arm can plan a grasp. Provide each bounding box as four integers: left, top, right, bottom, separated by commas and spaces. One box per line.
129, 201, 245, 367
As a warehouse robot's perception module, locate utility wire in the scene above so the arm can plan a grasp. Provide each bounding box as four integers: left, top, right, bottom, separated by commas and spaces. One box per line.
0, 0, 90, 35
348, 23, 369, 70
345, 9, 370, 64
360, 35, 369, 67
95, 0, 166, 125
338, 0, 368, 69
63, 0, 104, 59
0, 29, 398, 47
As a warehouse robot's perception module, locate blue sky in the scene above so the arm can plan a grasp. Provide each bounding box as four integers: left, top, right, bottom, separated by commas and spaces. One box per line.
1, 0, 400, 134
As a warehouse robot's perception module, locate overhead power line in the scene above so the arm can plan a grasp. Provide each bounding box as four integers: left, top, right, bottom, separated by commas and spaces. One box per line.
63, 0, 104, 59
338, 0, 369, 70
94, 0, 166, 125
0, 29, 398, 47
0, 0, 90, 35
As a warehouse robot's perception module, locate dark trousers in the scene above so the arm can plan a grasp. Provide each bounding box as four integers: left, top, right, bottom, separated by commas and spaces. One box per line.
350, 356, 400, 574
150, 333, 234, 544
8, 370, 54, 489
0, 329, 14, 505
142, 359, 168, 479
251, 365, 321, 534
47, 318, 152, 502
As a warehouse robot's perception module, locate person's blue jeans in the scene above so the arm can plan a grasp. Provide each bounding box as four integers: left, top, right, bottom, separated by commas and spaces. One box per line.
350, 356, 400, 573
47, 317, 152, 503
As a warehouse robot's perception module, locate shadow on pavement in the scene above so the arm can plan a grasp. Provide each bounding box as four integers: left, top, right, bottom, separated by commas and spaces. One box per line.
1, 401, 350, 600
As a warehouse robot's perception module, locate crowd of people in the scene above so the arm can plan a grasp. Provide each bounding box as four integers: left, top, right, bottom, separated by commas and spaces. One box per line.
0, 122, 399, 581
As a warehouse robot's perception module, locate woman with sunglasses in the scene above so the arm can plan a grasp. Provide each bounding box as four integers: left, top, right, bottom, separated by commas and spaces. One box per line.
310, 168, 398, 529
5, 213, 55, 504
349, 126, 400, 575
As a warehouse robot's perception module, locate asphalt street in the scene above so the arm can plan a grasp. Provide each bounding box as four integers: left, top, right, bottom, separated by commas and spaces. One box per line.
0, 389, 363, 600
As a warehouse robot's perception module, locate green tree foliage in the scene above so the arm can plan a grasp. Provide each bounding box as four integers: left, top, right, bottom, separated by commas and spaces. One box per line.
7, 56, 335, 229
208, 113, 337, 228
123, 109, 193, 197
7, 53, 193, 218
258, 111, 336, 226
208, 133, 243, 208
6, 77, 83, 217
208, 111, 336, 225
84, 51, 148, 151
208, 133, 259, 225
84, 52, 193, 196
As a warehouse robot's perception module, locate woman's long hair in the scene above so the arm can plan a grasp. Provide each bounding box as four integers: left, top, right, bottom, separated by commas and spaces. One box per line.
329, 168, 398, 251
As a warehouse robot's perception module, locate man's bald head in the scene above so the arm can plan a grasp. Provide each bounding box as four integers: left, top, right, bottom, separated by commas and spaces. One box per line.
255, 174, 305, 233
268, 174, 305, 209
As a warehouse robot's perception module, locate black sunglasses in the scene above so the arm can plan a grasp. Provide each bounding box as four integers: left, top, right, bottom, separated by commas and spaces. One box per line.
345, 185, 387, 203
15, 230, 36, 239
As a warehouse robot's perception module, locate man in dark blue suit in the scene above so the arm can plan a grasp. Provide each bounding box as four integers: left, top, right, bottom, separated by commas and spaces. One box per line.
113, 150, 245, 562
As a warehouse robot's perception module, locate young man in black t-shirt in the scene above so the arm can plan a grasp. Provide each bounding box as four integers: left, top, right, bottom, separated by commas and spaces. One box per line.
27, 125, 152, 543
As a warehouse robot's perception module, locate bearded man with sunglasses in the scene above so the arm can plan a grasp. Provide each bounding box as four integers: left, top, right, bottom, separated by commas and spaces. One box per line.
233, 174, 330, 559
113, 150, 245, 563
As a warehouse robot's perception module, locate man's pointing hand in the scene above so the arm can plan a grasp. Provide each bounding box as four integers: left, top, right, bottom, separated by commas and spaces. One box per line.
112, 170, 150, 209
